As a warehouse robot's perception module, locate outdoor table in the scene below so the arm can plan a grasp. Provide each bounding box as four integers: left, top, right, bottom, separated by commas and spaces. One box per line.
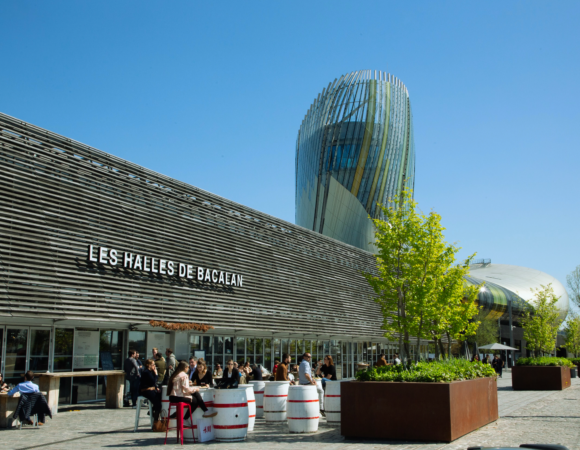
37, 370, 125, 416
0, 391, 48, 428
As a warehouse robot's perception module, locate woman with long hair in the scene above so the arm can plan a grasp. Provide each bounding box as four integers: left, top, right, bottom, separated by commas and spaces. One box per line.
191, 360, 213, 386
216, 359, 239, 389
167, 361, 217, 419
316, 355, 336, 387
139, 359, 163, 428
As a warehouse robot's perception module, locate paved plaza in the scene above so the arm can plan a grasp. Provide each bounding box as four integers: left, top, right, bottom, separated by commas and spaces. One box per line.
2, 371, 579, 450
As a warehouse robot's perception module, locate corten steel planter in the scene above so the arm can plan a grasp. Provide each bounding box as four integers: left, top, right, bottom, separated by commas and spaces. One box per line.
341, 377, 498, 442
512, 366, 571, 390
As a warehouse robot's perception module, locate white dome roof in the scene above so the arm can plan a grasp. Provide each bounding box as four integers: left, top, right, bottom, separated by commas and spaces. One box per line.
469, 264, 569, 320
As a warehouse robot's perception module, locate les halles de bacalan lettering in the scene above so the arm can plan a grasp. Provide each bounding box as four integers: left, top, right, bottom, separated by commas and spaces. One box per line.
87, 244, 244, 287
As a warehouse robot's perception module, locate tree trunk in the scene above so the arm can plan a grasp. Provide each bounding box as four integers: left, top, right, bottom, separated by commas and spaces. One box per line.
446, 332, 451, 359
438, 338, 446, 359
434, 338, 440, 360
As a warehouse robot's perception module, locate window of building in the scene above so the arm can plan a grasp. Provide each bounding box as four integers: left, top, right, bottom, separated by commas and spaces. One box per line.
29, 329, 50, 373
128, 331, 146, 356
5, 328, 28, 385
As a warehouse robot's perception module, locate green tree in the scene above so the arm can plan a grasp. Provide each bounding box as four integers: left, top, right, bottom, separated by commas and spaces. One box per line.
364, 190, 481, 362
521, 284, 562, 356
563, 312, 580, 357
467, 310, 500, 347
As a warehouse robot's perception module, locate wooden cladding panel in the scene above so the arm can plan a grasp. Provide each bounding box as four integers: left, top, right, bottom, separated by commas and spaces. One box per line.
0, 113, 384, 338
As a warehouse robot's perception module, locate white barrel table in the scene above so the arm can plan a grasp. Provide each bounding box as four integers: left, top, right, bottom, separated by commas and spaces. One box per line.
237, 384, 256, 431
183, 388, 215, 442
263, 381, 290, 422
213, 388, 249, 442
287, 385, 320, 433
249, 380, 268, 418
324, 381, 342, 424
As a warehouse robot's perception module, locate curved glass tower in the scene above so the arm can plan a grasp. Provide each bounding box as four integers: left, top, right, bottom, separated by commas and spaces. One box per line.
295, 70, 415, 252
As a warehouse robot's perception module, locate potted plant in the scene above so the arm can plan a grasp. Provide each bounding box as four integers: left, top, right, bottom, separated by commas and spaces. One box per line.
512, 356, 574, 390
347, 191, 497, 442
341, 359, 498, 442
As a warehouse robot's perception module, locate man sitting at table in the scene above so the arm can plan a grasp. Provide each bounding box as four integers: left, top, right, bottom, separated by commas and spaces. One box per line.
9, 371, 51, 425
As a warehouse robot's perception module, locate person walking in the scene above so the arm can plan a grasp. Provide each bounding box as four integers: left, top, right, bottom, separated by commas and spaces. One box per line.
124, 350, 141, 407
492, 354, 504, 378
299, 352, 324, 416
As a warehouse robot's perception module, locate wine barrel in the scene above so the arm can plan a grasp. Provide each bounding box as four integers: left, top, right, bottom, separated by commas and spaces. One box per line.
287, 385, 320, 433
263, 381, 290, 422
324, 381, 342, 424
237, 384, 256, 431
183, 388, 215, 442
249, 380, 268, 418
213, 388, 249, 442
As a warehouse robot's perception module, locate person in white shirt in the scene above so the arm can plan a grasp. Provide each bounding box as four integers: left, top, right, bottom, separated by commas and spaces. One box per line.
298, 353, 324, 415
8, 371, 40, 396
394, 353, 401, 365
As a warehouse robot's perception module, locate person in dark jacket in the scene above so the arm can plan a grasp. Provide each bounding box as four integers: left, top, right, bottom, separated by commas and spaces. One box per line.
140, 359, 162, 424
217, 360, 239, 389
492, 354, 504, 377
191, 360, 213, 386
124, 350, 141, 407
250, 364, 263, 381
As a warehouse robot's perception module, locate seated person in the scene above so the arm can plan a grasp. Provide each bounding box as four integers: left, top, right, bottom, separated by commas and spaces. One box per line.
213, 363, 223, 378
9, 371, 49, 425
8, 371, 39, 396
0, 373, 9, 392
216, 360, 239, 389
250, 364, 263, 381
140, 359, 162, 427
191, 360, 213, 386
168, 362, 217, 419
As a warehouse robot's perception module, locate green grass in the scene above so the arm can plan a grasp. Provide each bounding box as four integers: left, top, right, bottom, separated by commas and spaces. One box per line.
515, 356, 575, 368
355, 358, 496, 383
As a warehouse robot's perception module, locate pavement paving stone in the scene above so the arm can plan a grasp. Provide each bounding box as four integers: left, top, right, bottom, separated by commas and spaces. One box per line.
1, 371, 578, 450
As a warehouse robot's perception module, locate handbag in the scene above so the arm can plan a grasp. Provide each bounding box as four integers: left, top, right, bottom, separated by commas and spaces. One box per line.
152, 420, 167, 432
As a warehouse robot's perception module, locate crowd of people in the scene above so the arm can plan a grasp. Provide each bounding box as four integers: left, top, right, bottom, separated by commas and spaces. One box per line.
124, 349, 340, 427
471, 353, 506, 377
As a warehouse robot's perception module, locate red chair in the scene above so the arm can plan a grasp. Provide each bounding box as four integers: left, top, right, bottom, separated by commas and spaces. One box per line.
164, 402, 196, 445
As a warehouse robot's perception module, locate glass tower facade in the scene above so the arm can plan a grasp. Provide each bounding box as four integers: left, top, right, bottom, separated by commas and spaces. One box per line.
295, 70, 415, 252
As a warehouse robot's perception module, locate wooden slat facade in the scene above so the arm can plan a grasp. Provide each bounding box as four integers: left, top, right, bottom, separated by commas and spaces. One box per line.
0, 112, 386, 341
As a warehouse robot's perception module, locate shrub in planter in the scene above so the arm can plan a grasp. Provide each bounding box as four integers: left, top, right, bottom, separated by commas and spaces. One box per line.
512, 357, 573, 390
341, 360, 498, 442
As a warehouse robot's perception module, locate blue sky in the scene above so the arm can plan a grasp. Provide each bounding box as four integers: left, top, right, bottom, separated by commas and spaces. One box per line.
1, 1, 579, 306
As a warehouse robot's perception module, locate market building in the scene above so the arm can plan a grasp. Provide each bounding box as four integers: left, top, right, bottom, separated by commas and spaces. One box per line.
0, 111, 405, 404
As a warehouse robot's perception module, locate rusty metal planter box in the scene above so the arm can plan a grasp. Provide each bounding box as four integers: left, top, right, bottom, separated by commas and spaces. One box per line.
512, 366, 571, 390
340, 377, 498, 442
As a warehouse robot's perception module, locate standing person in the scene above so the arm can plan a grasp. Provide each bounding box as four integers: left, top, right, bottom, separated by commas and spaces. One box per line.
375, 353, 387, 367
275, 353, 293, 383
140, 359, 163, 427
492, 354, 504, 378
191, 360, 213, 386
216, 360, 240, 389
151, 348, 158, 359
299, 352, 324, 416
124, 350, 141, 408
393, 353, 401, 365
154, 352, 166, 386
168, 361, 217, 419
188, 357, 198, 382
316, 355, 336, 387
471, 354, 481, 362
164, 348, 177, 384
135, 352, 144, 374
